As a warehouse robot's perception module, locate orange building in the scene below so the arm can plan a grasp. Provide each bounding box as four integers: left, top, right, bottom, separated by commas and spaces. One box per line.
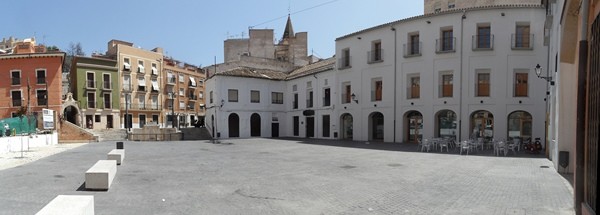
0, 41, 64, 120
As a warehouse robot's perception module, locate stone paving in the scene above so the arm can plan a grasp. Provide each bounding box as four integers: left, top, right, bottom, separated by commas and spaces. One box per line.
0, 138, 574, 214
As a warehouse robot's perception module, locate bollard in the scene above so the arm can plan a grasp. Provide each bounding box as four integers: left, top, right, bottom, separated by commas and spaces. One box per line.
116, 141, 124, 149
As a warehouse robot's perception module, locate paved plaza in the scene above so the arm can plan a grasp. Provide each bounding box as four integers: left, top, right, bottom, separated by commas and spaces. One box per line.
0, 138, 574, 214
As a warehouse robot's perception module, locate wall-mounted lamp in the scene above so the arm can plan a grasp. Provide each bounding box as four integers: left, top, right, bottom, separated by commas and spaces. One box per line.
351, 93, 358, 104
426, 20, 431, 24
534, 64, 554, 85
501, 12, 505, 16
220, 99, 225, 108
357, 37, 362, 40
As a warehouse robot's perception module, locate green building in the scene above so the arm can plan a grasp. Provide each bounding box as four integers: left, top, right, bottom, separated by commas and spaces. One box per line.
70, 56, 120, 129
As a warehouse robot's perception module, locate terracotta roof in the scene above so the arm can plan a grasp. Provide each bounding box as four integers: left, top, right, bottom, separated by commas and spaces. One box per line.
286, 58, 335, 80
215, 67, 287, 80
336, 4, 544, 41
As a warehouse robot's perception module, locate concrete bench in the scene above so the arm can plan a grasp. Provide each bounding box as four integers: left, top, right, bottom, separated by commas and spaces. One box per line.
107, 149, 125, 165
36, 195, 94, 215
85, 160, 117, 190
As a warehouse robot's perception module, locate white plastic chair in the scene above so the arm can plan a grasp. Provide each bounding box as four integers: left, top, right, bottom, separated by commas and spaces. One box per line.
495, 141, 507, 156
420, 139, 431, 152
438, 139, 449, 152
460, 141, 472, 155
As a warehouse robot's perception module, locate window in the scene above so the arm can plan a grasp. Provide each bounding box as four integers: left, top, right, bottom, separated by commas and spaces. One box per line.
11, 71, 21, 85
293, 93, 298, 109
123, 75, 131, 91
123, 58, 131, 71
251, 90, 260, 103
434, 2, 442, 13
86, 72, 95, 88
323, 115, 330, 137
103, 74, 111, 89
439, 29, 454, 52
369, 41, 383, 63
37, 90, 48, 106
103, 93, 111, 109
514, 24, 531, 49
448, 0, 455, 9
292, 84, 297, 92
228, 89, 238, 102
151, 95, 158, 110
410, 77, 420, 99
11, 90, 22, 107
342, 83, 351, 104
307, 81, 312, 89
210, 91, 213, 103
167, 72, 175, 84
476, 25, 492, 49
151, 63, 158, 75
339, 48, 351, 69
151, 79, 159, 92
138, 60, 145, 73
514, 72, 528, 97
323, 88, 331, 106
36, 69, 46, 84
87, 92, 96, 108
180, 101, 185, 110
476, 73, 490, 97
293, 116, 299, 136
138, 76, 146, 92
306, 91, 313, 108
271, 92, 283, 104
372, 79, 382, 101
441, 74, 453, 97
179, 88, 184, 96
179, 74, 184, 83
95, 115, 101, 123
407, 33, 420, 56
138, 95, 146, 109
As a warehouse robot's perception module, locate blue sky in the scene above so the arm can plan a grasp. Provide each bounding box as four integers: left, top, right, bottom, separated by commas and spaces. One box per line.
7, 0, 422, 66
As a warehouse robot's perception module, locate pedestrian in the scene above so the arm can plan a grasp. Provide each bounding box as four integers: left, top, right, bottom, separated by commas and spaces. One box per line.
88, 119, 92, 129
4, 123, 10, 136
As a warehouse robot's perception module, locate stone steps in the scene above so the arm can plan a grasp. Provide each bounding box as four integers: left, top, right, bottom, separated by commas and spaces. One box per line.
90, 129, 128, 141
181, 127, 213, 141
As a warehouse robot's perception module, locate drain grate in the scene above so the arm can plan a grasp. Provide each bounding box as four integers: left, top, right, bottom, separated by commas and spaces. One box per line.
340, 165, 357, 169
387, 163, 404, 167
540, 166, 550, 168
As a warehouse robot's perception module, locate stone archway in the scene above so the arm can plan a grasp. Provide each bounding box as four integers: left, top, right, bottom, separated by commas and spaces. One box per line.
61, 93, 83, 127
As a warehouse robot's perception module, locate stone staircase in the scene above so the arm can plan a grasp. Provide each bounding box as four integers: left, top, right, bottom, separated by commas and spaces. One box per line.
180, 127, 213, 141
59, 121, 98, 143
89, 129, 128, 142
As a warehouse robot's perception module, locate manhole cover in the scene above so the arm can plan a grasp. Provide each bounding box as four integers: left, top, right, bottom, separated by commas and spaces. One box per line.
387, 163, 404, 167
340, 165, 357, 169
53, 175, 65, 178
540, 166, 550, 168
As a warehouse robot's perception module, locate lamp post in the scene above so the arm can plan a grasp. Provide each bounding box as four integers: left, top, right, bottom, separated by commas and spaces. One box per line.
169, 92, 175, 128
534, 64, 553, 83
351, 93, 358, 104
123, 92, 130, 132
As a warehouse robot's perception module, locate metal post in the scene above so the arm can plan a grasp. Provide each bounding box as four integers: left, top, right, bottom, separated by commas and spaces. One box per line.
171, 93, 175, 128
125, 93, 129, 132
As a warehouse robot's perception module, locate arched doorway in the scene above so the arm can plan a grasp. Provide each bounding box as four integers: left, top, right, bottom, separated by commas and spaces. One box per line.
471, 110, 494, 140
250, 113, 261, 137
436, 110, 457, 140
63, 105, 79, 126
406, 111, 423, 143
340, 113, 353, 139
228, 113, 239, 137
507, 111, 532, 140
369, 112, 384, 141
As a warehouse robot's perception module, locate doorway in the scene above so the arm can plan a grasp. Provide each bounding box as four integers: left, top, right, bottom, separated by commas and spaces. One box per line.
370, 112, 384, 141
406, 111, 423, 143
250, 113, 261, 137
271, 123, 279, 137
340, 113, 353, 139
107, 115, 113, 129
228, 113, 239, 137
306, 117, 314, 138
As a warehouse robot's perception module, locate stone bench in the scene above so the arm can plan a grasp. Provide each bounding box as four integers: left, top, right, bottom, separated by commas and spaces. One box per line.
36, 195, 94, 215
107, 149, 125, 165
85, 160, 117, 190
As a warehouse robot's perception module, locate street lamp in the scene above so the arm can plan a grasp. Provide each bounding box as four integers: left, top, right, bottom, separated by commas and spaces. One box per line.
123, 92, 130, 132
168, 92, 175, 128
534, 64, 554, 84
351, 93, 358, 104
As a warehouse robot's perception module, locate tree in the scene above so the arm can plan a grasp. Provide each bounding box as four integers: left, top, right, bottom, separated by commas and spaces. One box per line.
62, 42, 85, 74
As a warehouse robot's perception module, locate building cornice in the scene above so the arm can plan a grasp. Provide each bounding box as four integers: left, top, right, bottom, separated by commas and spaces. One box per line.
0, 52, 66, 60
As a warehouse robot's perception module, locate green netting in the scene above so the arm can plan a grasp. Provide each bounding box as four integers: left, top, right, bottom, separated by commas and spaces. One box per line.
0, 115, 37, 136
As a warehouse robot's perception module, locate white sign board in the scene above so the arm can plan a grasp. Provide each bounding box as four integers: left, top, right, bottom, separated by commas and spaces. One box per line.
43, 109, 54, 130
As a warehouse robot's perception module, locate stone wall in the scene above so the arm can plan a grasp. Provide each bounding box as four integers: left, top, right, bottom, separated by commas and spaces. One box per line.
58, 120, 96, 143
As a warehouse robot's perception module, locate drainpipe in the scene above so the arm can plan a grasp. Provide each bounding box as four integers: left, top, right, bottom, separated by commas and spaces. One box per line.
574, 0, 589, 214
391, 25, 397, 143
458, 11, 466, 142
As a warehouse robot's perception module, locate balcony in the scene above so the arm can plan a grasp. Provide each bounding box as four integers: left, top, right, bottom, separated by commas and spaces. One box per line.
123, 84, 132, 92
511, 34, 534, 50
188, 94, 198, 100
167, 77, 176, 85
338, 56, 351, 70
37, 77, 46, 84
123, 63, 131, 72
472, 34, 494, 51
367, 49, 384, 64
137, 86, 147, 92
11, 77, 21, 85
86, 80, 96, 89
436, 37, 456, 53
120, 103, 162, 111
102, 81, 113, 90
403, 42, 422, 58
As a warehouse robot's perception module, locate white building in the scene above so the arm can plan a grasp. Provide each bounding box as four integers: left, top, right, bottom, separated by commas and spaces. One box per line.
206, 4, 549, 144
334, 4, 548, 143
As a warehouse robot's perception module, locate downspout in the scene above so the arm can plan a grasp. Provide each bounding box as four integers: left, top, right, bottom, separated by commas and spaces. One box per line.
392, 25, 397, 143
459, 11, 466, 142
574, 0, 589, 214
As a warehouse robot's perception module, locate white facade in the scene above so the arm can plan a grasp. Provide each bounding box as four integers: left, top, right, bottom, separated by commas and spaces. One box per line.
334, 5, 548, 143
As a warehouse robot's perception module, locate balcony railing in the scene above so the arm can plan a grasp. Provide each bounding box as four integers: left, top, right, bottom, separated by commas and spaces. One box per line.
123, 84, 132, 92
86, 80, 96, 89
11, 77, 21, 85
137, 86, 147, 92
12, 99, 22, 107
436, 37, 456, 53
472, 34, 494, 50
407, 86, 420, 99
371, 90, 382, 101
188, 94, 198, 100
514, 84, 528, 97
306, 99, 313, 108
293, 100, 298, 109
102, 81, 112, 90
511, 34, 534, 50
37, 77, 46, 84
120, 103, 161, 110
403, 42, 422, 57
367, 49, 384, 64
341, 93, 351, 104
167, 77, 176, 85
338, 56, 351, 70
476, 83, 490, 97
323, 96, 330, 106
439, 84, 453, 97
